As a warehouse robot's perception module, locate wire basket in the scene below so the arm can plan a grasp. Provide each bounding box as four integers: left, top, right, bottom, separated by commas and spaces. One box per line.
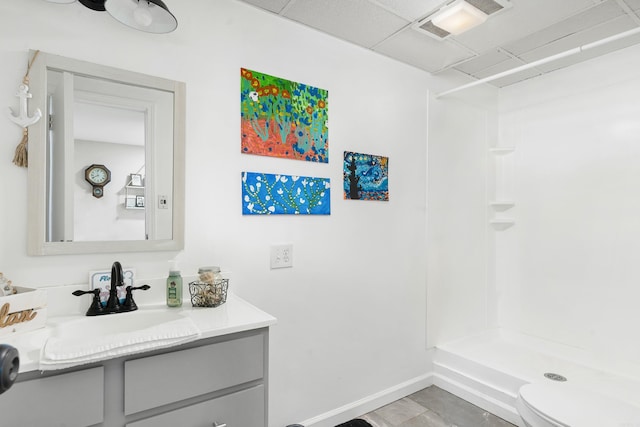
188, 279, 228, 308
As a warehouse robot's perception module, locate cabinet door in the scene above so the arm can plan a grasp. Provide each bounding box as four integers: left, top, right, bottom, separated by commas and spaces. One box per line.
125, 333, 264, 415
0, 367, 104, 427
126, 384, 265, 427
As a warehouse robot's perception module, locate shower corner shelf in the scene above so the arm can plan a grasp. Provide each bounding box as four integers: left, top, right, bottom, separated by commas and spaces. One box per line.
490, 219, 515, 230
489, 201, 515, 211
489, 146, 515, 155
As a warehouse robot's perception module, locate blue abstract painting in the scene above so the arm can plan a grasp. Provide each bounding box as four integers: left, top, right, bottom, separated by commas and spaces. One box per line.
343, 151, 389, 201
242, 172, 331, 215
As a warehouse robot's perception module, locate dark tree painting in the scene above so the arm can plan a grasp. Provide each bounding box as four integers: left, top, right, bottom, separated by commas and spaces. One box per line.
343, 151, 389, 201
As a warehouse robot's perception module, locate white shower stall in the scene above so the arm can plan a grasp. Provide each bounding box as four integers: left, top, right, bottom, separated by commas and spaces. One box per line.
427, 37, 640, 424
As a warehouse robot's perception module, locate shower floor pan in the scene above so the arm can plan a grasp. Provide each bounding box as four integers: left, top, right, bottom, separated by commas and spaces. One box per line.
432, 328, 640, 426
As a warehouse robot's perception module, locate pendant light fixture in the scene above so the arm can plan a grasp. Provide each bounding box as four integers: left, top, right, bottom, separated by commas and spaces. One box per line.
105, 0, 177, 34
44, 0, 177, 34
79, 0, 106, 11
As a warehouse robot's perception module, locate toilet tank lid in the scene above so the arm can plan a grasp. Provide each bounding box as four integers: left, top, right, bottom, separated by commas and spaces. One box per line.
519, 382, 640, 427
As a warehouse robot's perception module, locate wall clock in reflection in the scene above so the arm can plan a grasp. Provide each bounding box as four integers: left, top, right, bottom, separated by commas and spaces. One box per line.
84, 164, 111, 198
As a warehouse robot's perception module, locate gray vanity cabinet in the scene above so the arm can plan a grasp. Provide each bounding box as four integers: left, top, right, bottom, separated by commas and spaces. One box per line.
124, 332, 266, 426
126, 385, 265, 427
1, 328, 269, 427
0, 366, 104, 426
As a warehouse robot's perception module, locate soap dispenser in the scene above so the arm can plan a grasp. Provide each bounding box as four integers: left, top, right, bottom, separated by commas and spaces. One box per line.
166, 262, 182, 307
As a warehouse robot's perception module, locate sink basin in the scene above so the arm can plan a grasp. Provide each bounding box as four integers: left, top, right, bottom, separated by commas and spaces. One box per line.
41, 308, 200, 369
48, 309, 186, 339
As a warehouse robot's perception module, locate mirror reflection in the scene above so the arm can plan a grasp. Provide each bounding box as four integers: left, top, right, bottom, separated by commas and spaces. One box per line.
47, 72, 173, 242
28, 51, 185, 255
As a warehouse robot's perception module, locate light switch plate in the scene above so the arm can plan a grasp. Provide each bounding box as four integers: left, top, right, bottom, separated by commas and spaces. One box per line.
158, 195, 168, 209
270, 244, 293, 269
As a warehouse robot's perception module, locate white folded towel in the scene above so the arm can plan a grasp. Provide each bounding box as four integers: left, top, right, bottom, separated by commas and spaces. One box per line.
39, 316, 201, 371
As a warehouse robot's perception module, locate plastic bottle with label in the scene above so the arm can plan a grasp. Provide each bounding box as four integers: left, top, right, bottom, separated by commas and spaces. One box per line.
166, 267, 182, 307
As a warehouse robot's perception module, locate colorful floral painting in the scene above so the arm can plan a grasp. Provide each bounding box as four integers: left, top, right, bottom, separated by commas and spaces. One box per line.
343, 151, 389, 201
241, 68, 329, 163
242, 172, 331, 215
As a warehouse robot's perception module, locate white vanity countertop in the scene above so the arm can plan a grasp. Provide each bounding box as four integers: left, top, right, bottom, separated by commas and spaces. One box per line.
3, 293, 277, 374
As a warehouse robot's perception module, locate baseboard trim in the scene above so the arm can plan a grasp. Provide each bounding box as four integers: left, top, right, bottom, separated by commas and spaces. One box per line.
432, 373, 524, 426
298, 373, 434, 427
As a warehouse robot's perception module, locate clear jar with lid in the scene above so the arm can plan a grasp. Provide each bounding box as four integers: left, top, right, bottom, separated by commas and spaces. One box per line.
188, 266, 228, 307
198, 266, 222, 284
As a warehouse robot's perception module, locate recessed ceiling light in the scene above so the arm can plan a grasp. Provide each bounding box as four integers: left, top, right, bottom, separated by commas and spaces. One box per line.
431, 0, 488, 35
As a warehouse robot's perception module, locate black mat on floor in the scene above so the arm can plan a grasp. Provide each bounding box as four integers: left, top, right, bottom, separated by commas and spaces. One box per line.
335, 419, 372, 427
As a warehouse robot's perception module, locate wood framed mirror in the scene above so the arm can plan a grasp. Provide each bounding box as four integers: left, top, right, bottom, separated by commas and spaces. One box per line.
27, 51, 185, 255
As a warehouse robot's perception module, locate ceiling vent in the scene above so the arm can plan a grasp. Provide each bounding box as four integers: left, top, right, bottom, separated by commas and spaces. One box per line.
414, 0, 511, 40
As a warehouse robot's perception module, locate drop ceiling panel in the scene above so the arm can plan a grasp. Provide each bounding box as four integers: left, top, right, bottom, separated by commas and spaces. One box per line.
460, 56, 543, 87
236, 0, 640, 88
283, 0, 410, 48
368, 0, 444, 21
518, 15, 638, 65
373, 28, 475, 72
623, 0, 640, 10
455, 0, 604, 53
454, 49, 513, 74
536, 34, 640, 75
470, 57, 525, 79
239, 0, 291, 14
503, 0, 625, 56
490, 67, 543, 87
539, 19, 640, 73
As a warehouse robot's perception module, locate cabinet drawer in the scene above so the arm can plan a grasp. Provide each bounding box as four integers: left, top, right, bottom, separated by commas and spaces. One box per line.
125, 332, 264, 415
0, 366, 103, 427
126, 384, 265, 427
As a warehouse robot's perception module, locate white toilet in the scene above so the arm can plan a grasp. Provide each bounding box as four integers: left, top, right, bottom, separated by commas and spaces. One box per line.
516, 382, 640, 427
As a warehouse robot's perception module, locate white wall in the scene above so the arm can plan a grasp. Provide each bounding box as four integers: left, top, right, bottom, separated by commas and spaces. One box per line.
498, 43, 640, 370
73, 140, 145, 241
0, 1, 488, 425
426, 92, 498, 347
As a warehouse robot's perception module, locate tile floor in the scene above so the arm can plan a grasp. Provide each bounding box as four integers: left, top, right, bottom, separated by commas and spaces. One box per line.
358, 386, 516, 427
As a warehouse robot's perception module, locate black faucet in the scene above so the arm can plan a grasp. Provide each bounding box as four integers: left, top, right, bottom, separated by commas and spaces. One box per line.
72, 261, 150, 316
106, 261, 124, 312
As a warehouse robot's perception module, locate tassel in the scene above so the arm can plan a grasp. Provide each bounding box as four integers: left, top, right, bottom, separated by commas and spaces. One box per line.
11, 51, 40, 168
12, 128, 28, 167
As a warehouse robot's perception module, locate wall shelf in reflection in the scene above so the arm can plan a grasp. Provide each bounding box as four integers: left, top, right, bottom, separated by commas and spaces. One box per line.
125, 185, 145, 210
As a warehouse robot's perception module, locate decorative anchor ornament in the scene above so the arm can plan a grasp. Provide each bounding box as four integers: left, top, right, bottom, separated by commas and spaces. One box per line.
7, 84, 42, 128
8, 50, 40, 167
